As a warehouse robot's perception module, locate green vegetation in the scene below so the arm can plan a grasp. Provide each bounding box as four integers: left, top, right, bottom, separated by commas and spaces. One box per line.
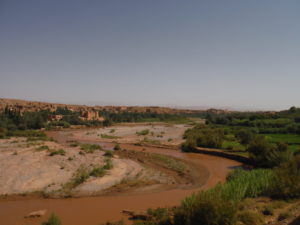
182, 125, 225, 151
100, 134, 119, 139
205, 106, 300, 135
247, 137, 292, 168
100, 111, 191, 125
63, 166, 90, 190
69, 141, 78, 147
261, 206, 274, 215
182, 107, 300, 165
46, 120, 70, 129
80, 144, 102, 153
121, 160, 299, 225
272, 154, 300, 198
63, 157, 113, 191
148, 152, 187, 173
142, 137, 161, 145
36, 145, 49, 151
114, 143, 121, 150
49, 149, 66, 156
136, 129, 150, 135
89, 158, 113, 177
104, 151, 114, 157
0, 106, 103, 137
177, 193, 237, 225
41, 213, 61, 225
0, 129, 52, 142
236, 211, 263, 225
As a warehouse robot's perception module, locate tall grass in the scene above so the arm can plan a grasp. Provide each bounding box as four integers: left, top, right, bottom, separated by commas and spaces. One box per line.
178, 168, 275, 225
183, 169, 275, 209
223, 169, 275, 201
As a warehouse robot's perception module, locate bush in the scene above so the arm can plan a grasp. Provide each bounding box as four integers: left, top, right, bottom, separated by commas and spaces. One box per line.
235, 129, 254, 146
42, 213, 62, 225
104, 151, 114, 157
66, 166, 90, 188
247, 137, 292, 168
100, 134, 119, 139
89, 167, 106, 177
80, 144, 101, 153
114, 144, 121, 150
182, 126, 225, 150
136, 129, 150, 136
146, 208, 172, 225
103, 158, 113, 170
47, 121, 70, 129
237, 211, 263, 225
262, 206, 274, 215
181, 138, 197, 152
36, 145, 49, 151
272, 154, 300, 198
49, 149, 66, 156
176, 193, 236, 225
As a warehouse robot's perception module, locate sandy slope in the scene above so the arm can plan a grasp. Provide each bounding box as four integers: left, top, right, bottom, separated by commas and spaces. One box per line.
0, 138, 142, 196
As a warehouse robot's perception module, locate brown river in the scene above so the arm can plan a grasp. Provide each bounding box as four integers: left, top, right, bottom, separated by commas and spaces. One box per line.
0, 131, 241, 225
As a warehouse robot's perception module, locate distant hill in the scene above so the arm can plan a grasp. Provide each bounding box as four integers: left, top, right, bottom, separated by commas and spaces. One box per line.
0, 98, 231, 115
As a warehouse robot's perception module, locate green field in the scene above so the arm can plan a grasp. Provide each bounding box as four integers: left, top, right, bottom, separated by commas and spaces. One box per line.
264, 133, 300, 144
264, 133, 300, 152
222, 140, 246, 151
219, 132, 300, 154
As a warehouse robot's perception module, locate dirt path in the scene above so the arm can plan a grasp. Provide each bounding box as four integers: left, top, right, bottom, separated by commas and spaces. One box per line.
0, 130, 242, 225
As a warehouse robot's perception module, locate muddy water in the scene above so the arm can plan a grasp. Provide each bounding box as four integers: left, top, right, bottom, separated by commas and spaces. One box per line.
0, 131, 241, 225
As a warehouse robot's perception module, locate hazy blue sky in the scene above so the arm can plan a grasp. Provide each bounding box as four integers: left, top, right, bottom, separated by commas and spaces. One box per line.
0, 1, 299, 110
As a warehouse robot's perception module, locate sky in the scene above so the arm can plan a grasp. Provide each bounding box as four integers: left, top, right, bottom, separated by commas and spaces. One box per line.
0, 0, 299, 111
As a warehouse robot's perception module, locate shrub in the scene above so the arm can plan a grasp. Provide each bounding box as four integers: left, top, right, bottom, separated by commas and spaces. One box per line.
89, 167, 106, 177
103, 158, 113, 170
235, 129, 254, 146
114, 144, 121, 150
181, 138, 197, 152
66, 166, 90, 188
136, 129, 150, 136
177, 193, 237, 225
104, 151, 114, 157
49, 149, 66, 156
69, 142, 78, 147
237, 211, 263, 225
36, 145, 49, 151
262, 206, 274, 215
247, 137, 292, 168
42, 213, 62, 225
272, 154, 300, 198
182, 126, 225, 150
146, 208, 172, 225
80, 144, 101, 153
100, 134, 119, 139
47, 121, 70, 129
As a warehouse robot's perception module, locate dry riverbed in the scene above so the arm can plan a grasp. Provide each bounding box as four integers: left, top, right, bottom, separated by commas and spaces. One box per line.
0, 137, 144, 197
0, 123, 197, 198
